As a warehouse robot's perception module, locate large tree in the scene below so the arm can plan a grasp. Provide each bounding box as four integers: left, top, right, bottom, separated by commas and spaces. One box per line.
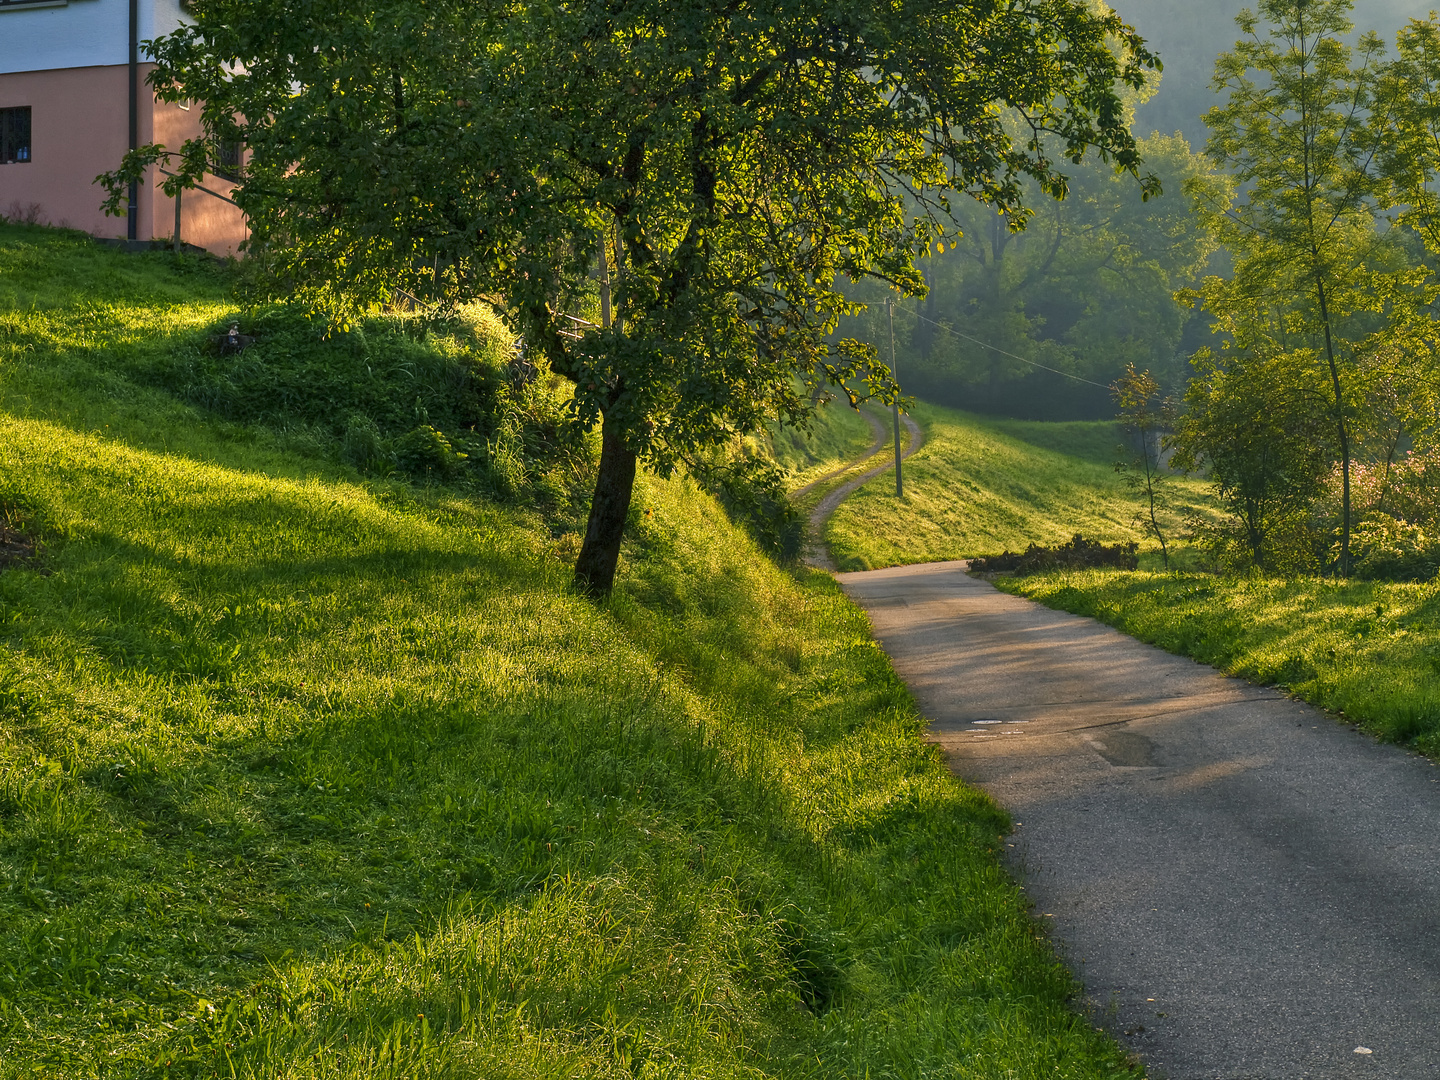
110, 0, 1158, 594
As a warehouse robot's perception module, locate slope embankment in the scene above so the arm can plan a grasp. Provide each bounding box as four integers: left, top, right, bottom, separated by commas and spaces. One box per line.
0, 224, 1139, 1079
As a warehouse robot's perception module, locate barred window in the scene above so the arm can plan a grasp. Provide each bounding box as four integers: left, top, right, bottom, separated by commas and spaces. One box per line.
214, 140, 243, 182
0, 107, 30, 164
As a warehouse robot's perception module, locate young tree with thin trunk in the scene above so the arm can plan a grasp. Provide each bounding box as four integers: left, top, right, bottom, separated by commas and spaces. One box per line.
1112, 363, 1174, 569
1193, 0, 1391, 576
105, 0, 1160, 596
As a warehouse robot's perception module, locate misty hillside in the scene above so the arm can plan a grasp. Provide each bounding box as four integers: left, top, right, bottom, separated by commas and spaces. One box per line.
1116, 0, 1432, 148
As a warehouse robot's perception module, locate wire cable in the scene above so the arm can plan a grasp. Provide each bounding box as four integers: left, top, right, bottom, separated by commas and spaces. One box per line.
908, 310, 1113, 390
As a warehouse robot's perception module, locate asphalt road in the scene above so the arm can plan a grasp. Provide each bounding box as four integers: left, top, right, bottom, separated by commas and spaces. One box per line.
804, 411, 922, 571
838, 561, 1440, 1080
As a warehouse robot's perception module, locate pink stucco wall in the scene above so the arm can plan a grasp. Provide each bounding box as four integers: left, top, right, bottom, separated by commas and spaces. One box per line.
0, 63, 246, 256
151, 97, 246, 257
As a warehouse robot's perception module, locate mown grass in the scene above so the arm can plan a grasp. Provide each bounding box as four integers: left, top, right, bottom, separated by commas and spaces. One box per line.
999, 570, 1440, 756
0, 224, 1139, 1079
824, 402, 1217, 571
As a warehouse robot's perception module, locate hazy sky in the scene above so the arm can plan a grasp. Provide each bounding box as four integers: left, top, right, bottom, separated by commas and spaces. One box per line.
1114, 0, 1439, 148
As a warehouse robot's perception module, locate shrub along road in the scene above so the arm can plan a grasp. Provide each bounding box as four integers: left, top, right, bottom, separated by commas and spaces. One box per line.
839, 561, 1440, 1079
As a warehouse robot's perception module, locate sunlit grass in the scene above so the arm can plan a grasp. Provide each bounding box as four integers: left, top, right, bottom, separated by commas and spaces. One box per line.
0, 224, 1141, 1078
825, 401, 1217, 571
769, 400, 877, 491
1000, 570, 1440, 756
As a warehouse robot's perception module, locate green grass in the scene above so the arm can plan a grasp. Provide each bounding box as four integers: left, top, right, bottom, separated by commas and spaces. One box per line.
768, 400, 877, 491
999, 570, 1440, 756
824, 402, 1216, 571
0, 224, 1140, 1079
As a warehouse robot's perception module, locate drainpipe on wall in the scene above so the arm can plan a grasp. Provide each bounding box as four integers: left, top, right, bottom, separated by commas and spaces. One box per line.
127, 0, 139, 242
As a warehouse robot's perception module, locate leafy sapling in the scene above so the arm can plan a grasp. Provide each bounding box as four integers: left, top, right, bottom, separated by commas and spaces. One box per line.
1113, 363, 1175, 570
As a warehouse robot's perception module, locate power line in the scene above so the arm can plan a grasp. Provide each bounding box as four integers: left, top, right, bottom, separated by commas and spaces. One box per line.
908, 310, 1114, 390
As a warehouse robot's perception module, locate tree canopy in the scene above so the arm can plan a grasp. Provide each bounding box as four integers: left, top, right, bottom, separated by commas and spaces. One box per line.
110, 0, 1160, 593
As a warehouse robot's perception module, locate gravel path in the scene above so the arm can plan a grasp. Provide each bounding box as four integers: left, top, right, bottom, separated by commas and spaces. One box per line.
839, 561, 1440, 1080
790, 409, 888, 500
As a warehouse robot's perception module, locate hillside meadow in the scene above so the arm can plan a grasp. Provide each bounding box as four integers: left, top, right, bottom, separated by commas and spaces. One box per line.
823, 401, 1217, 571
0, 224, 1141, 1079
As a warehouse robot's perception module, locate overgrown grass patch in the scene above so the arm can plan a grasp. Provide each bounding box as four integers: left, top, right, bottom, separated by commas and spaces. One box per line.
1000, 569, 1440, 755
825, 402, 1217, 571
0, 224, 1141, 1077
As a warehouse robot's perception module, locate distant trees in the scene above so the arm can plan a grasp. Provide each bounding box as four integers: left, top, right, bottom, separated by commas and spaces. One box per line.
1176, 0, 1440, 575
104, 0, 1162, 595
1112, 363, 1175, 569
850, 129, 1222, 420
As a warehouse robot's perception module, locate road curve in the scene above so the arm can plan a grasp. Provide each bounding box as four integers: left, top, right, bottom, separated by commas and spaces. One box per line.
805, 411, 923, 571
790, 409, 888, 500
839, 561, 1440, 1080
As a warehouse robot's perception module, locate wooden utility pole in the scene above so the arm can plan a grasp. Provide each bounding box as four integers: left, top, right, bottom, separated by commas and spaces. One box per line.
888, 297, 902, 497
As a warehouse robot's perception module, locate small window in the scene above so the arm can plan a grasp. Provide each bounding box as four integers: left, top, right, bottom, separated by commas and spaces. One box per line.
1, 106, 30, 164
213, 139, 243, 182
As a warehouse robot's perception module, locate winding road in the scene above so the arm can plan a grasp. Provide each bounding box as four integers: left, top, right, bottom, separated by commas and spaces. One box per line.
838, 562, 1440, 1079
801, 409, 923, 571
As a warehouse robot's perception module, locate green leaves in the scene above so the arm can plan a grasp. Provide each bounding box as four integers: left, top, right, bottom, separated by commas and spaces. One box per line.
125, 0, 1164, 588
131, 0, 1157, 455
1181, 0, 1440, 574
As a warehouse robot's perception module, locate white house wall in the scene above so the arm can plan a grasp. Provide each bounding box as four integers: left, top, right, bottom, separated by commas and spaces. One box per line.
0, 0, 189, 77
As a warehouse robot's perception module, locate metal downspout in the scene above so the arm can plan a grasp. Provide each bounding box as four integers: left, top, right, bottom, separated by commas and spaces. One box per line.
127, 0, 138, 242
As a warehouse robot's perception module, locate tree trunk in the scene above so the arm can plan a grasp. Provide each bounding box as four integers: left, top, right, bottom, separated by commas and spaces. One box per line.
573, 410, 637, 597
1314, 273, 1351, 576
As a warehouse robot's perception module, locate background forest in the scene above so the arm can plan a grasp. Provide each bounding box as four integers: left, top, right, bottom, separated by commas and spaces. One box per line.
847, 0, 1438, 422
839, 0, 1440, 580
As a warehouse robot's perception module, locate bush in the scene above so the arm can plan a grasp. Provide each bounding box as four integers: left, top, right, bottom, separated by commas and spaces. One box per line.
1352, 515, 1440, 581
691, 455, 805, 564
969, 534, 1138, 575
392, 423, 469, 481
141, 302, 587, 497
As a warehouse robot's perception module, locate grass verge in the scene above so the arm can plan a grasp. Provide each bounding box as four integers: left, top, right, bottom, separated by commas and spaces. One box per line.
769, 400, 877, 492
0, 224, 1139, 1078
825, 402, 1216, 571
999, 570, 1440, 756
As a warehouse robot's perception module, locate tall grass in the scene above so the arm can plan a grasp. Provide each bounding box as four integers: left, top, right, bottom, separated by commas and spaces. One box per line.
0, 225, 1138, 1078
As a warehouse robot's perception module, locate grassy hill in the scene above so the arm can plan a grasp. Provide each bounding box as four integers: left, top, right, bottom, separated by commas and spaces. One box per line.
824, 402, 1217, 571
768, 402, 877, 492
0, 224, 1139, 1079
